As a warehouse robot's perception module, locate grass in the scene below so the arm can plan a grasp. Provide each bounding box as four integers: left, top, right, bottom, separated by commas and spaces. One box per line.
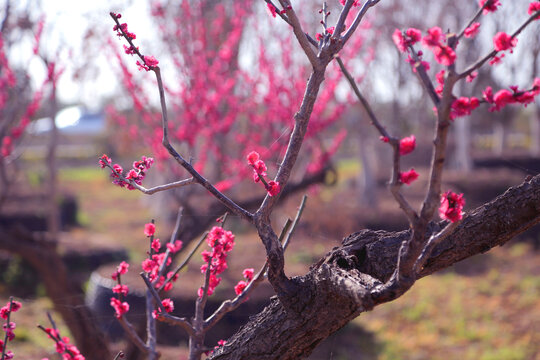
354, 245, 539, 360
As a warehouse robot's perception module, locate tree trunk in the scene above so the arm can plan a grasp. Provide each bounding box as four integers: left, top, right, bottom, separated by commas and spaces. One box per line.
210, 173, 540, 359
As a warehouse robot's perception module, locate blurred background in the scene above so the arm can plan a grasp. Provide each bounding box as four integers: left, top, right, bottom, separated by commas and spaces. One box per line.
0, 0, 539, 359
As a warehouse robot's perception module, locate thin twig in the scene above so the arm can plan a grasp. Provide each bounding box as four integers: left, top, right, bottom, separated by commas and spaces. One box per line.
277, 0, 319, 69
140, 273, 196, 337
336, 56, 418, 224
282, 194, 307, 250
117, 316, 150, 355
341, 0, 381, 45
408, 48, 440, 106
335, 57, 390, 138
414, 220, 461, 273
156, 207, 183, 281
455, 3, 486, 42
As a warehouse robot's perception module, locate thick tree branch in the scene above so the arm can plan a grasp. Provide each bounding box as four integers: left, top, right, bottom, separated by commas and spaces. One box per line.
210, 173, 540, 359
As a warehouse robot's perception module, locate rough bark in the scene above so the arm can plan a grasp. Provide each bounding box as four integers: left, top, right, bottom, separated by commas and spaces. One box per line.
0, 228, 112, 360
210, 173, 540, 359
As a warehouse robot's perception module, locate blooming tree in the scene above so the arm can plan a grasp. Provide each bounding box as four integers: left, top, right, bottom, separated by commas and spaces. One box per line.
3, 0, 540, 359
92, 1, 540, 359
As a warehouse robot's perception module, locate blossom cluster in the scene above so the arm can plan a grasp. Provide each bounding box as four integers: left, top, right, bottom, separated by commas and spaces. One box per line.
439, 191, 465, 223
0, 299, 21, 360
234, 268, 254, 295
199, 226, 236, 297
99, 154, 154, 190
483, 80, 540, 112
246, 151, 281, 196
140, 223, 182, 291
111, 12, 159, 72
153, 298, 175, 319
42, 327, 85, 360
111, 13, 136, 40
110, 261, 130, 318
392, 1, 540, 74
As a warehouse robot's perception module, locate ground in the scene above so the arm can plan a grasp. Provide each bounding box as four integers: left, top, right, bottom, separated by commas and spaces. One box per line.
1, 160, 539, 359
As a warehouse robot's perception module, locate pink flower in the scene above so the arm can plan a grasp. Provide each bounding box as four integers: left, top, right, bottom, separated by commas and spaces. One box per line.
144, 223, 156, 237
151, 239, 161, 253
464, 22, 481, 38
392, 28, 421, 52
439, 191, 465, 223
433, 45, 456, 66
166, 240, 183, 253
529, 2, 540, 18
98, 154, 111, 168
399, 135, 416, 155
117, 261, 129, 275
266, 181, 281, 196
110, 298, 130, 318
161, 298, 174, 313
479, 0, 501, 14
422, 27, 442, 48
491, 89, 515, 111
399, 168, 419, 185
466, 71, 478, 83
266, 3, 277, 17
144, 55, 159, 67
234, 280, 248, 295
253, 160, 267, 175
243, 268, 254, 281
493, 32, 517, 52
55, 341, 65, 354
112, 284, 129, 296
450, 97, 480, 119
379, 136, 389, 143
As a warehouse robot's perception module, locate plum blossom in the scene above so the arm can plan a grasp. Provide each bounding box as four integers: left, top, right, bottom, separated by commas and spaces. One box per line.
464, 22, 481, 38
399, 135, 416, 155
493, 32, 517, 52
479, 0, 501, 14
399, 168, 419, 185
439, 191, 465, 222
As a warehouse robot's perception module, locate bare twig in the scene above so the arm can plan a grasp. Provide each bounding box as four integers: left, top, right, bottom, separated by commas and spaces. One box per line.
116, 316, 150, 355
156, 207, 183, 281
282, 194, 307, 250
341, 0, 381, 45
408, 48, 440, 106
276, 0, 319, 68
335, 57, 390, 138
